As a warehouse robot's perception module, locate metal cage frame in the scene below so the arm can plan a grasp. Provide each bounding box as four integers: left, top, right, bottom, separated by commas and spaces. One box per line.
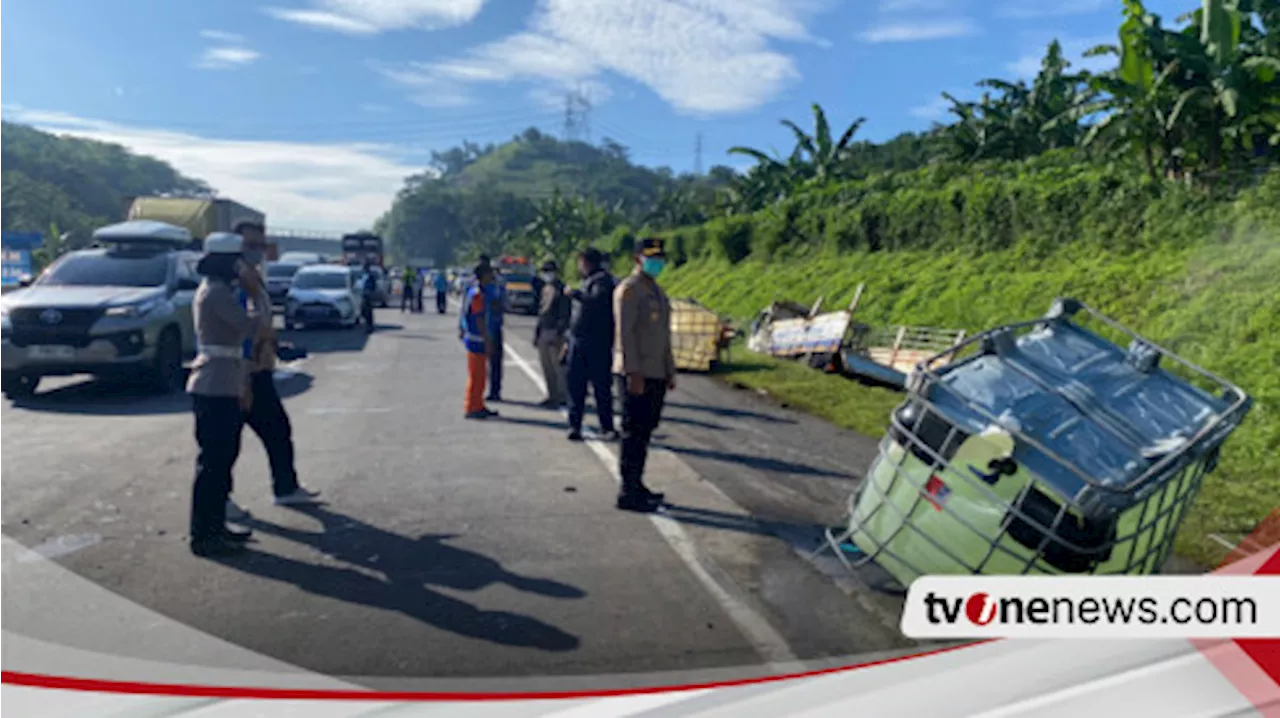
816, 298, 1252, 586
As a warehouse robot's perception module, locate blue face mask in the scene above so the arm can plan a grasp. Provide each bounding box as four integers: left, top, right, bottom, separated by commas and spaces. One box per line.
641, 257, 666, 278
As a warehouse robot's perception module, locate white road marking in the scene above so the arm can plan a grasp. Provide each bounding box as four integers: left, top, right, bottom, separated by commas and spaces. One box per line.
502, 342, 800, 666
16, 533, 103, 563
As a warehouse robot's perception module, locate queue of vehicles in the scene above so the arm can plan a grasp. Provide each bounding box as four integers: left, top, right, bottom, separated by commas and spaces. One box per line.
0, 195, 395, 399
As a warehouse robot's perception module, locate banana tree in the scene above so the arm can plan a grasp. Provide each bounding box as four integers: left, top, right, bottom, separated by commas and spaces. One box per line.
779, 103, 867, 182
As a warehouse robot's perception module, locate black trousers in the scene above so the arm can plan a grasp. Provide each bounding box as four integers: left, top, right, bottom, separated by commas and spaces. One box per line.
487, 328, 504, 398
617, 377, 667, 496
190, 395, 243, 540
436, 290, 447, 314
566, 338, 615, 433
401, 288, 413, 311
242, 370, 299, 497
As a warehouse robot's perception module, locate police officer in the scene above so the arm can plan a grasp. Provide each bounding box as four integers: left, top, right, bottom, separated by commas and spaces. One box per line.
188, 232, 261, 557
565, 247, 618, 442
534, 259, 571, 408
483, 260, 506, 403
228, 220, 320, 517
612, 238, 675, 512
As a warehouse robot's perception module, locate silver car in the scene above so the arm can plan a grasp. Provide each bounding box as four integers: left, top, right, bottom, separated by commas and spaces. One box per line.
1, 225, 201, 398
284, 265, 363, 330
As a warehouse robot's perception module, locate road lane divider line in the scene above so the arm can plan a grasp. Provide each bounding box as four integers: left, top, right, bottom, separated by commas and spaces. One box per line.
501, 342, 800, 667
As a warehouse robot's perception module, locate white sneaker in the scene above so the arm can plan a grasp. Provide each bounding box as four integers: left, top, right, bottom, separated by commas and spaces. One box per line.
274, 487, 322, 506
225, 499, 251, 521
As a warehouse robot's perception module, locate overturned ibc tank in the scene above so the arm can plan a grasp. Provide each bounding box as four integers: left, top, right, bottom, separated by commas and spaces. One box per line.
826, 298, 1253, 586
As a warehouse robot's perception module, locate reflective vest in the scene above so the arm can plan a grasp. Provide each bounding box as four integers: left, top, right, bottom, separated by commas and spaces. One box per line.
459, 284, 488, 354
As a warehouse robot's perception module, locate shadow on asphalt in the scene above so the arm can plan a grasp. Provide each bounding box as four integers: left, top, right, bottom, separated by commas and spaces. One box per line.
231, 505, 584, 652
279, 320, 404, 355
663, 401, 797, 425
654, 443, 853, 479
8, 372, 315, 417
659, 415, 729, 431
660, 504, 806, 539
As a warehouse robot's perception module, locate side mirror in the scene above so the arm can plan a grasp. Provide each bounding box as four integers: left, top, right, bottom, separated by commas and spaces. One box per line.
17, 275, 34, 288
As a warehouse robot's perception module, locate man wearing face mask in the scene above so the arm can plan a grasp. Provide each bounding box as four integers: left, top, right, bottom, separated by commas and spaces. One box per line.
228, 221, 321, 517
534, 259, 571, 409
612, 238, 675, 513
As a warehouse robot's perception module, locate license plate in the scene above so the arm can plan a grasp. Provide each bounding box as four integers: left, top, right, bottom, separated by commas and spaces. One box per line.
28, 345, 75, 360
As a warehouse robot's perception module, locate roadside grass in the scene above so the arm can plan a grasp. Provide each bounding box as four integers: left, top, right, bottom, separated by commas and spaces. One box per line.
677, 237, 1280, 567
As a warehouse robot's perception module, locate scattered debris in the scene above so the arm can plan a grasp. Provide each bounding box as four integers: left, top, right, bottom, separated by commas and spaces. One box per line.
747, 283, 965, 389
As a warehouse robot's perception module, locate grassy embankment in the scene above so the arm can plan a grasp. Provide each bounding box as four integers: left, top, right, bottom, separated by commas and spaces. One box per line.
654, 165, 1279, 565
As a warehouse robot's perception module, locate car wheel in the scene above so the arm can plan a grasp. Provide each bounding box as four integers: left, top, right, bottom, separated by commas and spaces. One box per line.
148, 328, 184, 394
2, 371, 41, 399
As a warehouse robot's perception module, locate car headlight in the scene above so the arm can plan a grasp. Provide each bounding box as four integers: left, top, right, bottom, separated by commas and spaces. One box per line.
105, 298, 161, 318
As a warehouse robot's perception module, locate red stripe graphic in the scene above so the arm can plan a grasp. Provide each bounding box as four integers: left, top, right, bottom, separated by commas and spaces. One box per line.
1, 641, 987, 701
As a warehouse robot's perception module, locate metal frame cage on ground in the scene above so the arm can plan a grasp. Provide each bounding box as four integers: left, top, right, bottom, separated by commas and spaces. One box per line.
820, 298, 1253, 588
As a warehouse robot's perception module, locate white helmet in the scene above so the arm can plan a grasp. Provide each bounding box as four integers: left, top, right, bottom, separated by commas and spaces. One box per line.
204, 232, 243, 255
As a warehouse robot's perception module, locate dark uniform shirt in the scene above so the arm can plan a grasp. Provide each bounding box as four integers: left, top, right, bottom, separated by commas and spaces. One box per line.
569, 269, 616, 347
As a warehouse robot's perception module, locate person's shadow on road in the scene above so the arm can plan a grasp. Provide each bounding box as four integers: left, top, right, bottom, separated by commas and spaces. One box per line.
229, 505, 585, 652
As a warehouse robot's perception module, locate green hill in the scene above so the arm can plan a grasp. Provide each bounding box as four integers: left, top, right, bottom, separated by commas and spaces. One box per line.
376, 128, 730, 268
1, 122, 209, 247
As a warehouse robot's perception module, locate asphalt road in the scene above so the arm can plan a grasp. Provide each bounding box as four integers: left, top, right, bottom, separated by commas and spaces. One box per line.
1, 303, 915, 689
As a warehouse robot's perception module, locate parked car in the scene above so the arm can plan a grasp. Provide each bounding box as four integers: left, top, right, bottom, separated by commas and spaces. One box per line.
284, 264, 363, 330
0, 220, 201, 398
266, 262, 301, 311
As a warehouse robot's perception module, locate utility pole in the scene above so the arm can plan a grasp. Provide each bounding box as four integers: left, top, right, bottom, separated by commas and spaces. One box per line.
694, 132, 704, 175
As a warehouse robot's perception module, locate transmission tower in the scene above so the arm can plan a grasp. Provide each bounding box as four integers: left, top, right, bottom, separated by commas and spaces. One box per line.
694, 132, 704, 175
562, 87, 592, 142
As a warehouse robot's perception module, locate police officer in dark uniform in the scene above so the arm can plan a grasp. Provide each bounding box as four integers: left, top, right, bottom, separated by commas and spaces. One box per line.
612, 238, 675, 513
565, 247, 618, 442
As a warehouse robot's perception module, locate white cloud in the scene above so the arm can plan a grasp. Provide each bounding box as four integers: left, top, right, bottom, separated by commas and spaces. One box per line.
197, 46, 263, 69
859, 19, 978, 43
6, 109, 417, 233
195, 29, 261, 70
200, 29, 247, 44
265, 0, 486, 34
997, 0, 1108, 19
385, 0, 826, 115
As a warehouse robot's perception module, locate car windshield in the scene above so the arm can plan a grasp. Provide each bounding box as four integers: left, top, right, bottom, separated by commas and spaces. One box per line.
292, 272, 348, 290
268, 263, 300, 278
505, 273, 534, 284
38, 252, 169, 288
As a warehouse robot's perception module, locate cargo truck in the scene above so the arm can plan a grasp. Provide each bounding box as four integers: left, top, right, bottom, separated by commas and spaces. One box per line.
125, 195, 266, 242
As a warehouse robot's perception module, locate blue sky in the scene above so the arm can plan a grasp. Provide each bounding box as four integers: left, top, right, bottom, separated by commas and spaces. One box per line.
2, 0, 1193, 232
